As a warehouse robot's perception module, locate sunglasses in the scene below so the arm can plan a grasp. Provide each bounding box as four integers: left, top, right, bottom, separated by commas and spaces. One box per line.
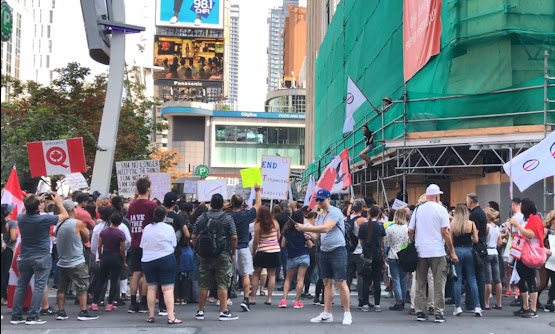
316, 198, 327, 203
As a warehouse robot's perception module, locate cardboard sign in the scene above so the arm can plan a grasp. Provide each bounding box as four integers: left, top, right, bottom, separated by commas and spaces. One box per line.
197, 179, 227, 202
392, 199, 408, 210
240, 167, 263, 188
184, 180, 197, 194
65, 173, 88, 190
234, 180, 251, 200
260, 155, 291, 200
116, 160, 160, 197
148, 173, 171, 202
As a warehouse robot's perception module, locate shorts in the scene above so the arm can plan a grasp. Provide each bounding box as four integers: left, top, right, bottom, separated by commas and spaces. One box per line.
58, 262, 89, 296
198, 253, 232, 291
319, 247, 347, 281
142, 254, 177, 286
484, 254, 501, 284
129, 247, 143, 273
286, 254, 310, 270
235, 248, 254, 277
253, 251, 281, 269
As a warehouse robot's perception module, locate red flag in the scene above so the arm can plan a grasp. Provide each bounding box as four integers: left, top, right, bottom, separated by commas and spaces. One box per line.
27, 137, 87, 177
7, 233, 33, 309
1, 166, 24, 220
309, 149, 352, 209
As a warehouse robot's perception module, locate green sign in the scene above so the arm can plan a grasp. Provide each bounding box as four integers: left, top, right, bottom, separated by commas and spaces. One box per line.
194, 165, 210, 179
1, 0, 13, 42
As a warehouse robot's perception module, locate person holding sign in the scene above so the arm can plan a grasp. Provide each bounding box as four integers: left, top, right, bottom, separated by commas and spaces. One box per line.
239, 168, 263, 189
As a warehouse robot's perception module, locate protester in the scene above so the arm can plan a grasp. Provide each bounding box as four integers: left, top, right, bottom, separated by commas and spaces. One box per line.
1, 204, 17, 304
408, 185, 457, 323
279, 211, 313, 309
126, 178, 158, 313
358, 124, 374, 165
10, 194, 68, 325
302, 211, 318, 299
192, 194, 238, 321
465, 193, 487, 310
229, 185, 261, 312
296, 189, 352, 325
110, 196, 131, 304
345, 199, 366, 306
450, 204, 481, 317
75, 192, 96, 231
510, 198, 544, 318
484, 207, 503, 310
385, 207, 409, 311
506, 198, 523, 302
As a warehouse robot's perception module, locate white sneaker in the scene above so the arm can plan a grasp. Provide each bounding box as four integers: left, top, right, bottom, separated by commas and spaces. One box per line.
342, 312, 352, 325
474, 307, 482, 317
216, 299, 232, 306
310, 312, 333, 323
169, 16, 178, 24
453, 307, 463, 316
374, 305, 381, 312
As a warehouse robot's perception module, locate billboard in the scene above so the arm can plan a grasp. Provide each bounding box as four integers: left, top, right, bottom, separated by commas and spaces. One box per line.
156, 0, 224, 29
153, 36, 224, 84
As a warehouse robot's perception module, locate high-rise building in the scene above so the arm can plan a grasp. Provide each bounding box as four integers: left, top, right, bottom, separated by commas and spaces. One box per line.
282, 4, 306, 88
227, 4, 239, 110
267, 0, 298, 92
26, 0, 56, 85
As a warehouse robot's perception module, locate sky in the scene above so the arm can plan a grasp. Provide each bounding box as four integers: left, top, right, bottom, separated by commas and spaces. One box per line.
51, 0, 306, 111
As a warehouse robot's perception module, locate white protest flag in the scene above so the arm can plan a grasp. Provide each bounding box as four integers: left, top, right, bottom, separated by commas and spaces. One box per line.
303, 175, 315, 207
502, 131, 555, 192
343, 77, 368, 133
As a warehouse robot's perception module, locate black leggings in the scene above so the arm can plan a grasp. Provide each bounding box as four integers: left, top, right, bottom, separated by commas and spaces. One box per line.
516, 260, 537, 294
0, 248, 14, 300
94, 253, 123, 304
361, 258, 383, 306
304, 253, 316, 294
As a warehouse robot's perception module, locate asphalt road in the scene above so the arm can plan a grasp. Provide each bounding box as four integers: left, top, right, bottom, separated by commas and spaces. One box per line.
2, 288, 554, 334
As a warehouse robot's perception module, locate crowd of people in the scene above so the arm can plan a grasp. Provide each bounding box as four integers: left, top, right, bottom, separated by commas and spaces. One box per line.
1, 178, 554, 326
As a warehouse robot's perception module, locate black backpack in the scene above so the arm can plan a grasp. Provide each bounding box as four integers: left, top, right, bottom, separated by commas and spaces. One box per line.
344, 216, 361, 253
196, 212, 227, 258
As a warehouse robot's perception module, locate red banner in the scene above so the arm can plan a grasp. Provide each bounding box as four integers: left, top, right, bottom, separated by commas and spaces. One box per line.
403, 0, 442, 82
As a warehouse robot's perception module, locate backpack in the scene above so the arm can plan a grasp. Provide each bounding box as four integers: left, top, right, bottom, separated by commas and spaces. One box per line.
344, 216, 361, 253
196, 212, 227, 258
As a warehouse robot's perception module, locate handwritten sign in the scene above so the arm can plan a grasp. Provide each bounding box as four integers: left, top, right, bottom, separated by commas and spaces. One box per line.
65, 173, 88, 190
184, 180, 197, 194
240, 167, 263, 188
197, 179, 227, 202
148, 173, 171, 202
392, 199, 408, 210
260, 155, 291, 200
116, 160, 160, 197
235, 180, 251, 200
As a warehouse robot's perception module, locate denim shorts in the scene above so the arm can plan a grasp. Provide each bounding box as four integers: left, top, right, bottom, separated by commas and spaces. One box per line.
142, 254, 177, 286
287, 254, 310, 270
319, 247, 347, 281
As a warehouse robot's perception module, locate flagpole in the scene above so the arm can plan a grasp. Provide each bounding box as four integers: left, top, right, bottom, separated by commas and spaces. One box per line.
350, 77, 380, 114
509, 147, 513, 201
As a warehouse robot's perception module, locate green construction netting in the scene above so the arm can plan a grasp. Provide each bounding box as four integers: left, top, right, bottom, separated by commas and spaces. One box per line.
307, 0, 555, 182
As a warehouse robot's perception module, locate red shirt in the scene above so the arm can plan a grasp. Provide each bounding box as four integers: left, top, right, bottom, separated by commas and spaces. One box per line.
76, 207, 95, 231
126, 199, 158, 248
526, 214, 544, 248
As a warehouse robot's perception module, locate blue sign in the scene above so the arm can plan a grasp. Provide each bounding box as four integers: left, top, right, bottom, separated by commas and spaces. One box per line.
161, 107, 306, 120
157, 0, 223, 29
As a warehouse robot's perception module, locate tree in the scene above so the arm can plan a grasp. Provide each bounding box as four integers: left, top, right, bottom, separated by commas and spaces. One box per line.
150, 148, 192, 181
1, 63, 162, 191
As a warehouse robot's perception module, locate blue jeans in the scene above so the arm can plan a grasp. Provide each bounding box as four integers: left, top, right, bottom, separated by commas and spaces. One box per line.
389, 258, 407, 303
454, 247, 480, 308
12, 255, 52, 318
319, 247, 347, 281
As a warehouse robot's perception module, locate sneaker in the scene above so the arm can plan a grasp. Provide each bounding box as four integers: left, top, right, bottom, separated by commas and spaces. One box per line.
408, 308, 416, 315
77, 310, 99, 321
105, 304, 116, 312
416, 312, 428, 322
357, 301, 365, 309
89, 303, 98, 311
216, 299, 233, 306
56, 310, 69, 320
294, 301, 304, 309
474, 307, 482, 317
301, 293, 313, 300
25, 316, 47, 325
138, 304, 148, 313
10, 316, 26, 325
389, 303, 404, 311
513, 308, 525, 316
374, 305, 381, 312
505, 289, 512, 297
361, 304, 370, 312
342, 312, 352, 325
240, 299, 250, 312
520, 309, 532, 318
278, 300, 287, 308
434, 314, 446, 323
114, 299, 126, 306
219, 310, 238, 321
310, 312, 333, 323
128, 303, 139, 313
453, 307, 463, 316
158, 309, 168, 316
195, 310, 205, 320
39, 306, 55, 316
530, 311, 538, 318
544, 304, 555, 313
314, 298, 321, 306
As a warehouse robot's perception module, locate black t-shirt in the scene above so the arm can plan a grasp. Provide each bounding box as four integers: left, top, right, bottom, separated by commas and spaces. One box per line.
165, 211, 187, 246
469, 206, 487, 242
276, 212, 290, 231
358, 220, 386, 255
229, 208, 257, 249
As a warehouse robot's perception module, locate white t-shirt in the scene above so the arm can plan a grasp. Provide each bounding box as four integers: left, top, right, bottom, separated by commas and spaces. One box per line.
349, 214, 365, 255
408, 201, 450, 258
140, 222, 176, 262
486, 224, 500, 255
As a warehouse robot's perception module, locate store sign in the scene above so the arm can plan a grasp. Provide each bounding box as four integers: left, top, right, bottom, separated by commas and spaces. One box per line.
1, 0, 13, 42
156, 0, 224, 30
194, 164, 210, 179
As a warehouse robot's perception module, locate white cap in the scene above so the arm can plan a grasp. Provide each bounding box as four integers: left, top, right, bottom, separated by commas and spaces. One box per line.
426, 184, 443, 196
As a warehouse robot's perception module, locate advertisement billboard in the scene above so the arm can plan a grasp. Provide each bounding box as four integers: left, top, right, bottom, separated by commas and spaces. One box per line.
156, 0, 224, 29
153, 36, 224, 84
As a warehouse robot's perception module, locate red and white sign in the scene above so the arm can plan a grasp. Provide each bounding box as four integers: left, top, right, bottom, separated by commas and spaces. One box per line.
309, 149, 352, 209
1, 166, 24, 220
403, 0, 442, 82
27, 138, 87, 177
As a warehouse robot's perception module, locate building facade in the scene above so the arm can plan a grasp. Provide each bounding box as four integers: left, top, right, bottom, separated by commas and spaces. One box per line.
227, 4, 239, 110
282, 5, 306, 88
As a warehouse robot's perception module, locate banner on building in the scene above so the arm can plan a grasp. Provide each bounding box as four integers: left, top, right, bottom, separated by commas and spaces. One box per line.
197, 179, 227, 202
148, 173, 172, 202
116, 160, 161, 197
156, 0, 224, 29
27, 138, 87, 177
260, 155, 291, 200
403, 0, 442, 82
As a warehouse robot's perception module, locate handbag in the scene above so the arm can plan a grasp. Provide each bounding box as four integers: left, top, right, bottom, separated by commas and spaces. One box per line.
397, 206, 419, 273
520, 238, 547, 269
510, 234, 525, 260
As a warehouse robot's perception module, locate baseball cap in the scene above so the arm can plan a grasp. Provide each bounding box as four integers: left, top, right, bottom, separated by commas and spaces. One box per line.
315, 189, 331, 200
62, 199, 77, 211
163, 192, 179, 207
93, 190, 101, 197
2, 204, 16, 214
426, 184, 443, 196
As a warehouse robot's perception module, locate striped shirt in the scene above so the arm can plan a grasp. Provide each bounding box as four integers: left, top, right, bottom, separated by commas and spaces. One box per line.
258, 228, 280, 253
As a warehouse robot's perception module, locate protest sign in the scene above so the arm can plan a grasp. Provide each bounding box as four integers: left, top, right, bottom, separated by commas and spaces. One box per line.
148, 173, 171, 201
197, 179, 227, 202
235, 180, 251, 200
546, 235, 555, 271
240, 167, 263, 188
65, 173, 88, 190
260, 156, 291, 200
116, 160, 160, 197
227, 185, 236, 199
392, 199, 408, 210
184, 180, 197, 194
